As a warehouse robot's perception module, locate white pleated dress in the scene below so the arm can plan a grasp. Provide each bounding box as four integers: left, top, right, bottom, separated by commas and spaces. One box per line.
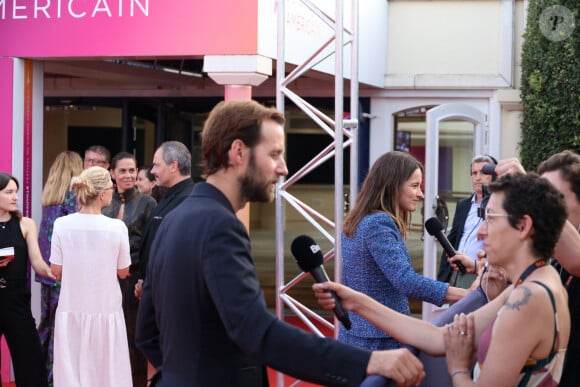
50, 213, 132, 387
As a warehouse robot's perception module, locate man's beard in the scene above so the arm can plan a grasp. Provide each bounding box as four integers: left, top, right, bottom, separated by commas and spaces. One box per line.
240, 152, 274, 203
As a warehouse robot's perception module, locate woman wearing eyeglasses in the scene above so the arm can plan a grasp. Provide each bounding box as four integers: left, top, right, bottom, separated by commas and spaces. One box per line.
50, 166, 132, 387
314, 173, 570, 386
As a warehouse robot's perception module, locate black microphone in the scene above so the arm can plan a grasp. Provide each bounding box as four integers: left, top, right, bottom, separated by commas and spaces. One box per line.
291, 235, 352, 330
481, 164, 497, 176
424, 217, 466, 274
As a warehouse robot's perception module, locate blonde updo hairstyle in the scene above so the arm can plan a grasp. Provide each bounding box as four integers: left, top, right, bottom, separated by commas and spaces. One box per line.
71, 166, 112, 206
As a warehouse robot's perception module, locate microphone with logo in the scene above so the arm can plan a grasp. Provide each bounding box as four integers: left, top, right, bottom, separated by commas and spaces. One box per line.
424, 217, 466, 274
290, 235, 352, 330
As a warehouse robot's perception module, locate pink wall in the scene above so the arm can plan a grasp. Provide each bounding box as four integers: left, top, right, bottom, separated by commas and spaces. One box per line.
0, 58, 13, 173
0, 0, 260, 58
0, 58, 12, 383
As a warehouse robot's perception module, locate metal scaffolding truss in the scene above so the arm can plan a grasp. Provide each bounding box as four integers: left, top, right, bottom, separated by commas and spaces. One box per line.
274, 1, 358, 384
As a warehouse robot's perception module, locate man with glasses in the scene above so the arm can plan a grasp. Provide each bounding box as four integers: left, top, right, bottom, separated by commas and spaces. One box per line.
83, 145, 111, 170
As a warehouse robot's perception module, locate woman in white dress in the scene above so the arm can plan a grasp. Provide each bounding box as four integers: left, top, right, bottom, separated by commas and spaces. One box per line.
50, 166, 132, 387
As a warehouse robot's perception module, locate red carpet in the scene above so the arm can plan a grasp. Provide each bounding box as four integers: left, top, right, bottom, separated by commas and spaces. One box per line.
267, 369, 325, 386
4, 374, 324, 387
3, 381, 319, 387
2, 369, 324, 387
267, 315, 334, 386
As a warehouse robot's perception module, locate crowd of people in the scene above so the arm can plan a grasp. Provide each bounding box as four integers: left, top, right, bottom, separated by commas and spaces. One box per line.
0, 99, 578, 387
315, 172, 572, 386
0, 142, 187, 386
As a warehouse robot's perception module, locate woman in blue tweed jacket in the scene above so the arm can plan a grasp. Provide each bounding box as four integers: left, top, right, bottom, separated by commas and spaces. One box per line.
340, 151, 468, 350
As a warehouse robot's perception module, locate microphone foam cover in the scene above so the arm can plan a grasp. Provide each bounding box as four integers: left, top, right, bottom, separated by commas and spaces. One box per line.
481, 164, 497, 175
291, 235, 324, 272
425, 217, 444, 236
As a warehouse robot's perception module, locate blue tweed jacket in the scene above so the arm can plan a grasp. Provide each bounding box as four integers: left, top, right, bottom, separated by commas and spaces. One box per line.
341, 213, 448, 340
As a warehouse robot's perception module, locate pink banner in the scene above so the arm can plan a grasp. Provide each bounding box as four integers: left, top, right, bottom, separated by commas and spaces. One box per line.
0, 59, 13, 173
0, 0, 259, 57
0, 57, 13, 384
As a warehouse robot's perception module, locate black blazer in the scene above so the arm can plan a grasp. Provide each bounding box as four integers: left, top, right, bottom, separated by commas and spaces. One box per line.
437, 195, 472, 282
136, 182, 370, 387
138, 178, 194, 279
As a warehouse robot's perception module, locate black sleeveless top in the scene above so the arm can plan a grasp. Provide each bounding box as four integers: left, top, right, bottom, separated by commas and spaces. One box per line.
0, 216, 29, 286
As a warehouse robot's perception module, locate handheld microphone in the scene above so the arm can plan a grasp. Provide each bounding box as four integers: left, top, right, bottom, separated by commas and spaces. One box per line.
291, 235, 352, 330
424, 217, 466, 274
481, 164, 497, 176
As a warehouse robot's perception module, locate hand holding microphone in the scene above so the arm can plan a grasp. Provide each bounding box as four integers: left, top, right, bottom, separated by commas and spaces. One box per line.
425, 217, 467, 274
291, 235, 352, 330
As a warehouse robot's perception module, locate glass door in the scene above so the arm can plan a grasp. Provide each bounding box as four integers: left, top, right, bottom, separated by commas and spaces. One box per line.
422, 103, 487, 321
393, 103, 488, 320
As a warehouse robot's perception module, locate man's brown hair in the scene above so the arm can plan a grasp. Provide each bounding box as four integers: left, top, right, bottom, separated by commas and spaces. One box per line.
537, 150, 580, 202
201, 100, 284, 176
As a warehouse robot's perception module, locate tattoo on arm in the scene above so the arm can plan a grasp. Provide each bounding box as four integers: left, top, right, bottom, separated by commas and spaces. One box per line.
504, 286, 532, 310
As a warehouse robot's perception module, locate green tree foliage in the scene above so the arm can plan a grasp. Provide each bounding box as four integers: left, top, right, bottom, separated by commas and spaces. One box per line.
520, 0, 580, 170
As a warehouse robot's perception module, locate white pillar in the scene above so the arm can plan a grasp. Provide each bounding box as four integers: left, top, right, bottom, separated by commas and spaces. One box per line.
203, 54, 273, 232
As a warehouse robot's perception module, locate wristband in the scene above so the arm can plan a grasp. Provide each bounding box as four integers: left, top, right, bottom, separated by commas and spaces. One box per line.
450, 369, 470, 379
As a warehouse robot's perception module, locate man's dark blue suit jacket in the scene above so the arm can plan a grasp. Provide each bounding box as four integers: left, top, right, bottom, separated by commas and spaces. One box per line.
136, 182, 370, 387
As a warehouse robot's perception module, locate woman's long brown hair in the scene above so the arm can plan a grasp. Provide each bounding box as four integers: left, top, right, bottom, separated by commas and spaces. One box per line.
343, 151, 423, 239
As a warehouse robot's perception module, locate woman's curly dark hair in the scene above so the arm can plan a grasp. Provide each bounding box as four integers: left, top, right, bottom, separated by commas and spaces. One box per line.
489, 172, 567, 259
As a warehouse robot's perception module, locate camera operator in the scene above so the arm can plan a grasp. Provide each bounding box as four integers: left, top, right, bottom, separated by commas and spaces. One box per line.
437, 155, 497, 288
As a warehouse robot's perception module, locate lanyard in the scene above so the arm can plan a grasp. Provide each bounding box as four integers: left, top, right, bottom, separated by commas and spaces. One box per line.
514, 258, 548, 287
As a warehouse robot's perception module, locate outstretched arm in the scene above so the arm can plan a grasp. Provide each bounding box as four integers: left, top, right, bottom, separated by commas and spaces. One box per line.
313, 281, 512, 356
313, 281, 447, 355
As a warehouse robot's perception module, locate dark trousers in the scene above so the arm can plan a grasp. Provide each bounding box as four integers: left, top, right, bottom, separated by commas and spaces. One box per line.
0, 287, 48, 387
560, 347, 579, 386
37, 283, 61, 387
120, 275, 148, 387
